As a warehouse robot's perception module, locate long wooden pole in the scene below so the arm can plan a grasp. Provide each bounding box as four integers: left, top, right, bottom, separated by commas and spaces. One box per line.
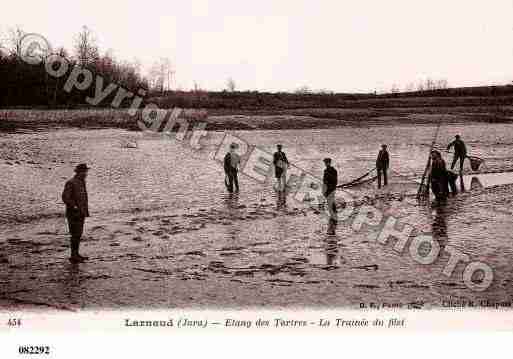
417, 121, 442, 199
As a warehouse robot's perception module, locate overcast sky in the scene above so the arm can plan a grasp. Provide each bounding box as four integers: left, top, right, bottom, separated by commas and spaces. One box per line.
2, 0, 513, 92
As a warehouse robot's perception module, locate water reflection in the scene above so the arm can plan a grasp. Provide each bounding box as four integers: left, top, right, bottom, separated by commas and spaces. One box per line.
62, 262, 82, 305
223, 192, 240, 210
275, 190, 287, 210
459, 175, 466, 193
432, 206, 448, 246
325, 237, 340, 266
422, 190, 467, 250
470, 177, 484, 190
223, 193, 241, 242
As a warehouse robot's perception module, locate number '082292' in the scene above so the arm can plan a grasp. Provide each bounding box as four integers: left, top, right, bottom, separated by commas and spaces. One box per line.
18, 346, 50, 355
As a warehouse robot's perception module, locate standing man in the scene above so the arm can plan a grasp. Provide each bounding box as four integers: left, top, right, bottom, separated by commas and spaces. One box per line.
322, 158, 338, 230
224, 143, 240, 193
447, 135, 467, 173
273, 144, 289, 191
376, 144, 390, 189
62, 163, 90, 263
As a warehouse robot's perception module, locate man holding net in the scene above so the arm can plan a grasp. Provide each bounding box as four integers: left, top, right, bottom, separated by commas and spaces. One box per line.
447, 135, 467, 173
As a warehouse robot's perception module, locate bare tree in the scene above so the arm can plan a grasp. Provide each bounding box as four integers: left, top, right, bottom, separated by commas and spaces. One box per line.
0, 32, 8, 58
226, 77, 236, 92
404, 82, 415, 92
417, 80, 425, 92
425, 78, 435, 91
295, 85, 311, 94
7, 26, 25, 56
150, 57, 173, 92
74, 25, 99, 66
436, 79, 448, 89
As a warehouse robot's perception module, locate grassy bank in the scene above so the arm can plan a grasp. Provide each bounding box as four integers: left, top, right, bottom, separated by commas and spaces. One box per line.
1, 94, 513, 133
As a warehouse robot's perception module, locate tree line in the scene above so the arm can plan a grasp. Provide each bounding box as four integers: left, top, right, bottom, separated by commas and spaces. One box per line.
1, 26, 513, 110
0, 26, 150, 108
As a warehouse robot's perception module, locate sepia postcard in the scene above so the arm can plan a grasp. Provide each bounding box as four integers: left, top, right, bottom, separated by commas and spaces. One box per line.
1, 0, 513, 357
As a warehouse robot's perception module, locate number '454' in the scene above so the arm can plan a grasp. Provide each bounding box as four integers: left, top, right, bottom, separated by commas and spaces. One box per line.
8, 318, 21, 326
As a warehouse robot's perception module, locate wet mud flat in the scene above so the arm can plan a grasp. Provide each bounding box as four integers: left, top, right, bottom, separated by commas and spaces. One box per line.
1, 183, 513, 310
1, 124, 513, 310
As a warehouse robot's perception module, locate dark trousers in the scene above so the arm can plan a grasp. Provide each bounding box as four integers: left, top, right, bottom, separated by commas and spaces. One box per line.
377, 168, 388, 188
67, 216, 85, 255
227, 170, 239, 193
431, 179, 449, 202
451, 155, 465, 172
447, 171, 458, 195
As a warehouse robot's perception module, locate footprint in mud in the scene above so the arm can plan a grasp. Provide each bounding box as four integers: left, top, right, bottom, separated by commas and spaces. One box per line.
91, 225, 106, 232
81, 274, 112, 281
36, 230, 59, 236
351, 264, 379, 271
219, 246, 246, 251
119, 253, 142, 260
266, 278, 294, 286
389, 280, 429, 289
30, 248, 53, 255
319, 265, 339, 271
219, 252, 239, 257
247, 241, 272, 247
151, 255, 173, 260
207, 261, 231, 274
354, 284, 380, 289
135, 227, 146, 234
184, 251, 206, 257
290, 257, 309, 263
233, 270, 255, 277
132, 236, 144, 242
109, 243, 120, 247
437, 282, 468, 289
251, 250, 274, 255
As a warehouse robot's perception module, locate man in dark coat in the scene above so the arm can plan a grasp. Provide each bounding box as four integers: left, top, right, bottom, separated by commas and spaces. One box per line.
273, 144, 289, 191
430, 151, 449, 203
376, 144, 390, 189
322, 158, 338, 229
62, 163, 90, 263
447, 134, 467, 173
224, 143, 240, 193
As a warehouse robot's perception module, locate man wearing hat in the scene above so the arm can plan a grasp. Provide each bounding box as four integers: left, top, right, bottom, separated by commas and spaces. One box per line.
322, 158, 338, 229
223, 143, 241, 193
62, 163, 90, 263
273, 144, 289, 191
376, 144, 390, 189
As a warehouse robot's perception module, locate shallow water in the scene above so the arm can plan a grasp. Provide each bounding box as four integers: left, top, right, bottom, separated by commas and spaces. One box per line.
1, 123, 513, 309
1, 123, 512, 224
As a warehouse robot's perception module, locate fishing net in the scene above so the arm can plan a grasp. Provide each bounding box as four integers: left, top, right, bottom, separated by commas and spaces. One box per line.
468, 156, 483, 171
337, 168, 377, 189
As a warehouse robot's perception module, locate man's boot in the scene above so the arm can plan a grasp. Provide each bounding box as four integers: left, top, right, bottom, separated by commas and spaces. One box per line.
69, 239, 81, 263
76, 240, 88, 261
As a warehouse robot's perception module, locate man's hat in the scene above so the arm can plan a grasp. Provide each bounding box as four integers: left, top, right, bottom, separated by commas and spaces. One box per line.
230, 142, 239, 149
74, 163, 90, 172
277, 144, 282, 147
323, 158, 332, 163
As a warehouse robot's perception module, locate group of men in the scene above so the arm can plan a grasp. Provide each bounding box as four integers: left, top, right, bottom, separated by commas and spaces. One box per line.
430, 134, 468, 202
61, 135, 468, 262
221, 135, 467, 217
